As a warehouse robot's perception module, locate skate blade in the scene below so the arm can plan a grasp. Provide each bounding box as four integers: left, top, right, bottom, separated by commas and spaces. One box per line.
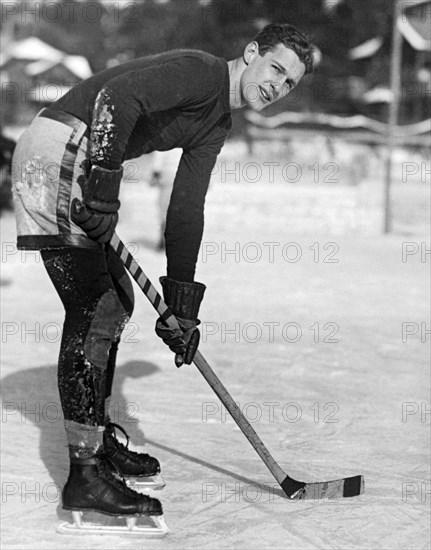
57, 510, 169, 537
126, 473, 166, 491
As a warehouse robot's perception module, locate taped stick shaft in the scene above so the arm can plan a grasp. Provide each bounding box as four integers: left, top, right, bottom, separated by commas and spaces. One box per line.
110, 234, 287, 486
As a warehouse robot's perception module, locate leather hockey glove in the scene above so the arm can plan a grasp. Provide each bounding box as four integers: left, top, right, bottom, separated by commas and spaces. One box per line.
155, 277, 206, 367
71, 165, 123, 244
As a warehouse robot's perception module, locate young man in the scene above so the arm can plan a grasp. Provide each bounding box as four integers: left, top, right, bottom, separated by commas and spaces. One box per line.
12, 24, 314, 529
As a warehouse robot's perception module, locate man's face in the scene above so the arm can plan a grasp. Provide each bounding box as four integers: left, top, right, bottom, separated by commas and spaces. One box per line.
240, 42, 306, 111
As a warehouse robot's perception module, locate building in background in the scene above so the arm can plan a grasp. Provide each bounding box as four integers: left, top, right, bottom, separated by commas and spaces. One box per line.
1, 37, 92, 130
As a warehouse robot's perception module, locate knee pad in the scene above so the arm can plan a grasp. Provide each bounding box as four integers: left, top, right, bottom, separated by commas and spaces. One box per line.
83, 289, 129, 369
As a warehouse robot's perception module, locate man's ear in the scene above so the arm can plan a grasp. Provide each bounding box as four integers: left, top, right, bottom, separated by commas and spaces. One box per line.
243, 41, 259, 65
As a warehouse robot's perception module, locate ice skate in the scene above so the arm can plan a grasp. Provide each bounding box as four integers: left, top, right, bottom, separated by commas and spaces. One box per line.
57, 453, 168, 536
104, 422, 166, 491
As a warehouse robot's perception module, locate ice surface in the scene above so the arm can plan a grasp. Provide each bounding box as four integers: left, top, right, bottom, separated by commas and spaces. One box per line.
1, 143, 430, 549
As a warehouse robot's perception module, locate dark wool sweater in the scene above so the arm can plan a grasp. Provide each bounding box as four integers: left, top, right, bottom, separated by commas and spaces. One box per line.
53, 50, 232, 281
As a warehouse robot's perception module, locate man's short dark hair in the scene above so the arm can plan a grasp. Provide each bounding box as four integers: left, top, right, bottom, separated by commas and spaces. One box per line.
254, 24, 315, 74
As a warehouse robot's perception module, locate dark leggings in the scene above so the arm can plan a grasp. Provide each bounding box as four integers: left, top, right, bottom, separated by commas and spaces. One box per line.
41, 245, 134, 426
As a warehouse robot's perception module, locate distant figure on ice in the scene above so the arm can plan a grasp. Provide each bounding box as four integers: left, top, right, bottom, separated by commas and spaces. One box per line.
11, 24, 315, 534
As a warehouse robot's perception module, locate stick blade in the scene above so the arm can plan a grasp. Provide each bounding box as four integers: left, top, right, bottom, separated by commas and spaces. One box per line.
281, 474, 364, 500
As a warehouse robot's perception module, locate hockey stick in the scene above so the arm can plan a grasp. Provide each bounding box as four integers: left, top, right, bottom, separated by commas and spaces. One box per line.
110, 234, 364, 500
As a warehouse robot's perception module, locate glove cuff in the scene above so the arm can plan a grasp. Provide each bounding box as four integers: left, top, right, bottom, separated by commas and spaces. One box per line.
159, 277, 206, 321
85, 165, 123, 204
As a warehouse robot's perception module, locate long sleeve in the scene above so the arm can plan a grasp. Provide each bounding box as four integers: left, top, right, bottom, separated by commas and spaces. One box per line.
88, 55, 224, 169
165, 128, 228, 282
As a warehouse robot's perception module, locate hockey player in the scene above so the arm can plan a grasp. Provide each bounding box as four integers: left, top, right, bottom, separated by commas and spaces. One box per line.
12, 24, 314, 533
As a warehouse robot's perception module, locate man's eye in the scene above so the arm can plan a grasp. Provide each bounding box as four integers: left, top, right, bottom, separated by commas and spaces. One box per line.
273, 65, 281, 74
283, 82, 292, 94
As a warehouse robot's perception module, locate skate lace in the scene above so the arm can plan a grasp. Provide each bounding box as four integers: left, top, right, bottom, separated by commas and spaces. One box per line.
97, 454, 145, 499
107, 422, 152, 462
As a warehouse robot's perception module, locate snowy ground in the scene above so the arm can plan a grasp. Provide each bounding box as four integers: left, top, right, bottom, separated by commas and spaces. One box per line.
1, 141, 430, 549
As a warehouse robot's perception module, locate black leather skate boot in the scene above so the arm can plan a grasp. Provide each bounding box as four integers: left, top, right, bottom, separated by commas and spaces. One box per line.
62, 453, 162, 516
104, 422, 161, 478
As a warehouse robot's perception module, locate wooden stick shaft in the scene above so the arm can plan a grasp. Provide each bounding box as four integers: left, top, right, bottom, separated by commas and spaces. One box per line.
193, 349, 286, 484
110, 233, 286, 485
